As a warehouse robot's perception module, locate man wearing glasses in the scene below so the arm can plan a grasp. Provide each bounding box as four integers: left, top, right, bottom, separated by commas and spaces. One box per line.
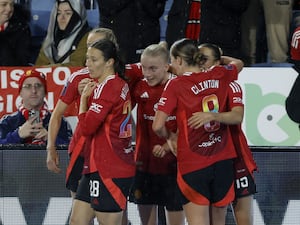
0, 69, 72, 144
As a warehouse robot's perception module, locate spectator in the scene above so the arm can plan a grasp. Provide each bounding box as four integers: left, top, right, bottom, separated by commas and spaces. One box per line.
166, 0, 201, 48
288, 10, 300, 124
261, 0, 293, 63
0, 0, 32, 66
77, 39, 134, 225
240, 0, 260, 66
254, 6, 268, 65
127, 44, 185, 225
241, 0, 294, 65
199, 0, 249, 58
0, 69, 72, 145
35, 0, 91, 66
286, 72, 300, 126
294, 0, 300, 9
96, 0, 166, 63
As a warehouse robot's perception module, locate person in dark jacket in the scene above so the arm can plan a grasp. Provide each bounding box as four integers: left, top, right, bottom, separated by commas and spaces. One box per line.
199, 0, 249, 58
166, 0, 201, 48
0, 0, 32, 66
0, 69, 72, 145
286, 68, 300, 127
97, 0, 166, 63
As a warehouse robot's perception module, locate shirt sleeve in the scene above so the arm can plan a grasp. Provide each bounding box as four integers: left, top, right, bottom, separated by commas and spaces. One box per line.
60, 78, 80, 105
0, 115, 23, 144
0, 129, 22, 144
228, 81, 244, 109
157, 79, 178, 115
290, 27, 300, 61
126, 63, 143, 88
223, 64, 238, 80
126, 63, 143, 107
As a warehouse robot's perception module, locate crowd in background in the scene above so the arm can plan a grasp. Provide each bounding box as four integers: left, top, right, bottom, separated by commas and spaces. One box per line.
2, 0, 300, 67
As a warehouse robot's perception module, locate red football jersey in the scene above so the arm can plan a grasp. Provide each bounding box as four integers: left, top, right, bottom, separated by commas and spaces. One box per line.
60, 67, 90, 106
157, 65, 238, 175
78, 75, 135, 179
290, 26, 300, 61
125, 63, 144, 100
59, 68, 90, 155
133, 74, 178, 175
228, 81, 257, 174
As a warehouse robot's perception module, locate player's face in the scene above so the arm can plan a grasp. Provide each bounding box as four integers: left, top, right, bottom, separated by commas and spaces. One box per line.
20, 77, 45, 110
0, 0, 13, 25
86, 47, 108, 80
198, 47, 219, 70
56, 2, 73, 31
141, 55, 169, 86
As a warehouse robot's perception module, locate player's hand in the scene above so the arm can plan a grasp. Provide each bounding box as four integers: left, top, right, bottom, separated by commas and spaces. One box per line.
81, 81, 97, 99
78, 78, 93, 95
188, 112, 216, 129
166, 132, 178, 156
46, 147, 61, 173
153, 145, 168, 158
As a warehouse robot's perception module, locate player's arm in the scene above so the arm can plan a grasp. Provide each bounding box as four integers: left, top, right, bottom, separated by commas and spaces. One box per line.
188, 106, 243, 129
153, 110, 170, 138
153, 130, 178, 157
221, 56, 244, 73
46, 100, 68, 173
152, 110, 177, 153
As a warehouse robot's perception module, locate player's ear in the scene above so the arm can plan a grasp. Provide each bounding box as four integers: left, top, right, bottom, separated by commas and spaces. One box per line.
176, 56, 182, 66
106, 58, 114, 67
165, 63, 170, 72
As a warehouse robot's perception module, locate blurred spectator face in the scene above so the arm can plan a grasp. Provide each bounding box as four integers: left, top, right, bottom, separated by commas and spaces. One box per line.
20, 77, 46, 110
0, 0, 14, 25
56, 2, 73, 30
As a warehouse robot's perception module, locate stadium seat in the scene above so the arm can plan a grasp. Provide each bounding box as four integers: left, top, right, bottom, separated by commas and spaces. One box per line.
31, 0, 55, 11
87, 9, 99, 28
160, 0, 173, 41
30, 10, 51, 37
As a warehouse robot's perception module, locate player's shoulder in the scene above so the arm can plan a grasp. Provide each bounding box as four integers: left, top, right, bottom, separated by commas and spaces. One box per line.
103, 74, 128, 89
67, 67, 90, 83
164, 75, 181, 91
169, 73, 177, 80
229, 81, 242, 93
125, 62, 142, 71
223, 64, 236, 71
125, 63, 143, 80
292, 26, 300, 37
0, 111, 20, 122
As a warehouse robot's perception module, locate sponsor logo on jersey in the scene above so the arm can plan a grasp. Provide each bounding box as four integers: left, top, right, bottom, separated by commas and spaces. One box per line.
90, 102, 103, 114
140, 91, 149, 98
